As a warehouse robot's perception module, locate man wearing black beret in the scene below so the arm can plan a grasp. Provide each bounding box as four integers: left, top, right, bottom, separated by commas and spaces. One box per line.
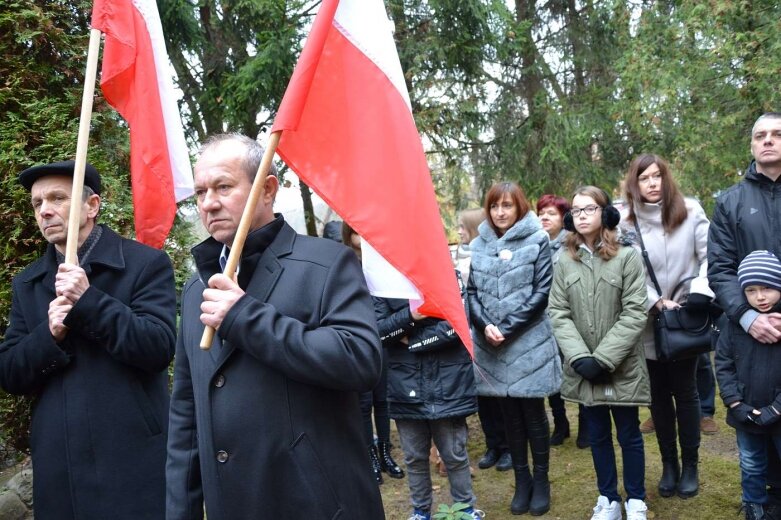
0, 160, 176, 519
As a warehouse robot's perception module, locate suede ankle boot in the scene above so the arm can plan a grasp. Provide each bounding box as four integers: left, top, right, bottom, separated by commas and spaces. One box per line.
511, 465, 533, 515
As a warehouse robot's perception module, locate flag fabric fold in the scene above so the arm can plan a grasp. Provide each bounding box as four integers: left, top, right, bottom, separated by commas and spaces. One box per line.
91, 0, 193, 248
272, 0, 472, 353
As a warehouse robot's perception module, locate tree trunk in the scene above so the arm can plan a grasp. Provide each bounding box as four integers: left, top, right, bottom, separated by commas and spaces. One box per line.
299, 181, 318, 237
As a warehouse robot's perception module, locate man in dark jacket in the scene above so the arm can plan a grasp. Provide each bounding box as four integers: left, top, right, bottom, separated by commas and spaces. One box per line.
709, 112, 781, 343
166, 133, 384, 520
0, 160, 177, 519
709, 112, 781, 518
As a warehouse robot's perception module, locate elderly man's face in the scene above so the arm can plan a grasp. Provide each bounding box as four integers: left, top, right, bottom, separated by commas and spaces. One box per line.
193, 140, 276, 246
751, 116, 781, 169
30, 175, 97, 253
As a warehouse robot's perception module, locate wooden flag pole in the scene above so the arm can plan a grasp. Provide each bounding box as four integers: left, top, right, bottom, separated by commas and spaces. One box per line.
65, 28, 103, 265
200, 131, 282, 350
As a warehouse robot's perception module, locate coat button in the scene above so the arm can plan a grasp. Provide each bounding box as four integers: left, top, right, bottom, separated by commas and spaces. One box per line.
216, 450, 229, 463
214, 374, 225, 388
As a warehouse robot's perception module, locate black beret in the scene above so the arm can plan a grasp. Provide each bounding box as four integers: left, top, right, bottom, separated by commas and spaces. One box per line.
18, 160, 102, 195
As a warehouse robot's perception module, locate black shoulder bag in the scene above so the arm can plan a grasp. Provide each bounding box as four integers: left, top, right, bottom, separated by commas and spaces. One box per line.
632, 220, 713, 361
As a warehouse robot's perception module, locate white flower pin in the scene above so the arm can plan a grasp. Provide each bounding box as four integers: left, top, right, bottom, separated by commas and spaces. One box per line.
499, 249, 513, 261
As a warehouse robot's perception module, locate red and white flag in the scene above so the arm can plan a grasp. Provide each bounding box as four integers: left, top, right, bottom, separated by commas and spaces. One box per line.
91, 0, 193, 248
272, 0, 472, 353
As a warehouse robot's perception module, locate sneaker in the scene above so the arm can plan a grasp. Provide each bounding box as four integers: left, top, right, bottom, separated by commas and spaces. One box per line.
701, 415, 719, 435
408, 509, 431, 520
639, 416, 655, 434
462, 507, 485, 519
591, 495, 623, 520
625, 498, 648, 520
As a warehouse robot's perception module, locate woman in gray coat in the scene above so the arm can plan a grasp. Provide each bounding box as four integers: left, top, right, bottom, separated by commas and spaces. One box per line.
468, 182, 561, 516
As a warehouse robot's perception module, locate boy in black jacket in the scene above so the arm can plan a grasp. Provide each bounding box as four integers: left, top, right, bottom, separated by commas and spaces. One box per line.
716, 250, 781, 520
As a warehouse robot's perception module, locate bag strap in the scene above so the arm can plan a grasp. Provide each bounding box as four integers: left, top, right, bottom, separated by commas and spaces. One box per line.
632, 219, 663, 296
633, 219, 698, 302
670, 275, 697, 301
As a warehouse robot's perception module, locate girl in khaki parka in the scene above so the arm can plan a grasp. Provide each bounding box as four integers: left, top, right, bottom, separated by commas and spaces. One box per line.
548, 186, 651, 520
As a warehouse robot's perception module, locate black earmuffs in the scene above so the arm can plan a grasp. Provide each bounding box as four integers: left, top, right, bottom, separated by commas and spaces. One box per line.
563, 188, 621, 232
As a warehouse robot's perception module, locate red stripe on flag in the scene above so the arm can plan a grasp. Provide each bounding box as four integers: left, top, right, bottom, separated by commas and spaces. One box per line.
92, 0, 177, 249
273, 11, 472, 354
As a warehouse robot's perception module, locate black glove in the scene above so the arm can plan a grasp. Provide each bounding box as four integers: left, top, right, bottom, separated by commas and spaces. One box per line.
685, 293, 712, 310
749, 405, 781, 427
729, 402, 758, 425
571, 357, 611, 385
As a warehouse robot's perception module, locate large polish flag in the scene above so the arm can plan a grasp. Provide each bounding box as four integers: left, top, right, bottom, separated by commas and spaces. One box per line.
272, 0, 472, 353
91, 0, 193, 249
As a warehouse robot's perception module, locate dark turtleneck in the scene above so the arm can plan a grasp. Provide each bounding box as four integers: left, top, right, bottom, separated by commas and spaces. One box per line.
193, 214, 285, 290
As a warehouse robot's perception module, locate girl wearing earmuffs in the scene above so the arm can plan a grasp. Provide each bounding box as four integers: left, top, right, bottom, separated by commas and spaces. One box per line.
548, 185, 651, 520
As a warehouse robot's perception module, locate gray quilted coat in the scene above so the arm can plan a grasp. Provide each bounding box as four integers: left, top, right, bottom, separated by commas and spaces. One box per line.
467, 213, 562, 398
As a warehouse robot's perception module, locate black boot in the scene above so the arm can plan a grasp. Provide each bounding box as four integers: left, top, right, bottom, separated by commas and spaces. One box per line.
478, 448, 500, 469
677, 448, 699, 498
576, 408, 589, 449
742, 502, 766, 520
378, 441, 405, 479
550, 414, 570, 446
658, 444, 680, 498
369, 445, 383, 484
511, 465, 533, 515
529, 466, 551, 516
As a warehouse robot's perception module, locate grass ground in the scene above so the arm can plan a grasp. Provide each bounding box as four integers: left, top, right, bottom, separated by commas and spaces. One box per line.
380, 402, 743, 520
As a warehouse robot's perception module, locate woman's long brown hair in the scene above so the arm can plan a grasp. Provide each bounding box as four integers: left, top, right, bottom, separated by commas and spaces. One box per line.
623, 154, 687, 232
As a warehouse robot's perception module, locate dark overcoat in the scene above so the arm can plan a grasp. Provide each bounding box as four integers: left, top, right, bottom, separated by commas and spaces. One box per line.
166, 220, 385, 520
0, 225, 176, 520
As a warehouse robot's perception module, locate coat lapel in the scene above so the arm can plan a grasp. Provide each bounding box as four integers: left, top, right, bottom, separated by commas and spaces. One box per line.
213, 224, 295, 369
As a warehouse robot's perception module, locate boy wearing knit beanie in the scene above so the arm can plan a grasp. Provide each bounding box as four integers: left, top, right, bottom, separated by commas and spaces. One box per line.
716, 250, 781, 520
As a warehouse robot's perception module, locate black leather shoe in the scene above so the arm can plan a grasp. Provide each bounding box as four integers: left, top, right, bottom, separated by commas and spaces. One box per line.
496, 451, 513, 472
478, 448, 501, 469
369, 445, 383, 484
378, 442, 405, 479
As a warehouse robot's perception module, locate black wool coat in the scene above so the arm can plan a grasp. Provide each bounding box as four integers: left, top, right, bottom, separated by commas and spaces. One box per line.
166, 220, 385, 520
0, 225, 176, 520
715, 305, 781, 435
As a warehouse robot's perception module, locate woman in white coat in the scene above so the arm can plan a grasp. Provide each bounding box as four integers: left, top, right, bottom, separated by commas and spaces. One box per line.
619, 154, 715, 500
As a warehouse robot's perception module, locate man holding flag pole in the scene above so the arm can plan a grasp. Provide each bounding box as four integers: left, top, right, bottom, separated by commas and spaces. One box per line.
166, 0, 472, 516
0, 0, 192, 515
0, 160, 177, 519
